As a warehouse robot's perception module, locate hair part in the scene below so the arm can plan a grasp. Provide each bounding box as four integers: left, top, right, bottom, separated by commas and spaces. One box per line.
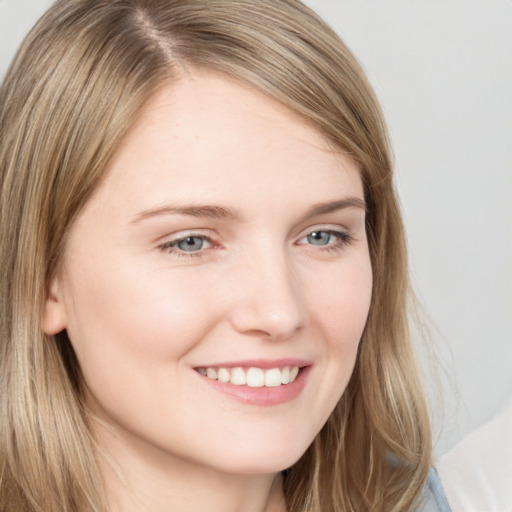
0, 1, 431, 510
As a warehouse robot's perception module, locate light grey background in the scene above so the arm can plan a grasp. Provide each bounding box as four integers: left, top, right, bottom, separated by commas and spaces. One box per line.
1, 0, 511, 454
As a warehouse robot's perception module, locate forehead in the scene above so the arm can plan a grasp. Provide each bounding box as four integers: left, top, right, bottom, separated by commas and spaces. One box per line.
88, 70, 363, 217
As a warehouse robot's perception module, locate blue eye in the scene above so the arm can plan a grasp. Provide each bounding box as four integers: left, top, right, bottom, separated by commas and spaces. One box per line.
298, 229, 353, 252
175, 236, 207, 252
306, 231, 334, 246
160, 235, 212, 256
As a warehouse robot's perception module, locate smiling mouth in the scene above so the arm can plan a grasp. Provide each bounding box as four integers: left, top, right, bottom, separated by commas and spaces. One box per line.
195, 366, 300, 388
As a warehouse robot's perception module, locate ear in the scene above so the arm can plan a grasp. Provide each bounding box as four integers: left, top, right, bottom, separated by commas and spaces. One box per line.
41, 276, 67, 335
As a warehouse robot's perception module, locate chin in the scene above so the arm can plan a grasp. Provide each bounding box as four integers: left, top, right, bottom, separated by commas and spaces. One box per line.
204, 434, 313, 476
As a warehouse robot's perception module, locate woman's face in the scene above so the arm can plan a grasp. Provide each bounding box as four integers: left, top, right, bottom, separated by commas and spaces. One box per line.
44, 71, 372, 475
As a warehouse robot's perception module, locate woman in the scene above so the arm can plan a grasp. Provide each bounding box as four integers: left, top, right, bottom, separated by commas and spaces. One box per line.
0, 0, 450, 510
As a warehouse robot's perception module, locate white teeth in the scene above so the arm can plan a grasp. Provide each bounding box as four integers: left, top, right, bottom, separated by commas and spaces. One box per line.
247, 367, 265, 387
230, 367, 247, 386
198, 365, 300, 387
265, 368, 282, 387
217, 368, 230, 383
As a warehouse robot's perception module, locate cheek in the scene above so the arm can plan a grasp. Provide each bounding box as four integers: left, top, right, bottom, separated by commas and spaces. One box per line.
61, 263, 229, 440
309, 256, 372, 394
62, 261, 225, 378
313, 258, 373, 344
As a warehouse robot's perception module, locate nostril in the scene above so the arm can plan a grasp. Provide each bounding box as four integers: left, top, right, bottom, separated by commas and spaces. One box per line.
229, 303, 305, 340
226, 257, 307, 339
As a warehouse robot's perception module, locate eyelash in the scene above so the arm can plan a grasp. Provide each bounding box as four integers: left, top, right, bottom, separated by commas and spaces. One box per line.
158, 234, 213, 259
298, 230, 354, 254
158, 229, 354, 259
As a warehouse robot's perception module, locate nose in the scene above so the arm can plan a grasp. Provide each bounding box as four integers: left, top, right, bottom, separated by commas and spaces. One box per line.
228, 248, 306, 340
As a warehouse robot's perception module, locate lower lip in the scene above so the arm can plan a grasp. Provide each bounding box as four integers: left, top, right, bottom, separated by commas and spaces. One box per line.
197, 366, 311, 406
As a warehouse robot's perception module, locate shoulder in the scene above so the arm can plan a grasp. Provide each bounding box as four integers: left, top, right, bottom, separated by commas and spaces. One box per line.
414, 467, 451, 512
436, 400, 512, 512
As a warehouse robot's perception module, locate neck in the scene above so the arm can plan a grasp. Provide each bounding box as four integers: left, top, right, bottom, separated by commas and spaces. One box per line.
93, 419, 286, 512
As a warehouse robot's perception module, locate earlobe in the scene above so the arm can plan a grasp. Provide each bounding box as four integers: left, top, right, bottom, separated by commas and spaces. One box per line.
41, 278, 67, 335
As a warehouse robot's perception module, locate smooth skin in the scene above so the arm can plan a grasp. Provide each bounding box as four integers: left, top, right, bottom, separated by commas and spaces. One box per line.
43, 70, 373, 512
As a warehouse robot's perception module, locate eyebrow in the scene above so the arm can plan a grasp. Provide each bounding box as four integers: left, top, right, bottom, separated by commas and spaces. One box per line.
130, 197, 366, 224
300, 197, 367, 220
130, 204, 242, 224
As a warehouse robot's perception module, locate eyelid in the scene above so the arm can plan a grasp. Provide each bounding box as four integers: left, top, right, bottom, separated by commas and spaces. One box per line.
295, 223, 351, 241
155, 227, 216, 245
295, 225, 355, 253
157, 229, 220, 257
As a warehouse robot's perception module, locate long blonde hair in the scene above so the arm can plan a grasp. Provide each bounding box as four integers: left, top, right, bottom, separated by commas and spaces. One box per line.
0, 1, 431, 510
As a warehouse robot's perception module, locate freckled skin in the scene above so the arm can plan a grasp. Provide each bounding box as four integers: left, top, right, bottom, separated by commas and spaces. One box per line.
44, 71, 372, 511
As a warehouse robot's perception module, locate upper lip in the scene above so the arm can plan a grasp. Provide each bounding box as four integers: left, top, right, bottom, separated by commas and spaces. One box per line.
195, 358, 311, 369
